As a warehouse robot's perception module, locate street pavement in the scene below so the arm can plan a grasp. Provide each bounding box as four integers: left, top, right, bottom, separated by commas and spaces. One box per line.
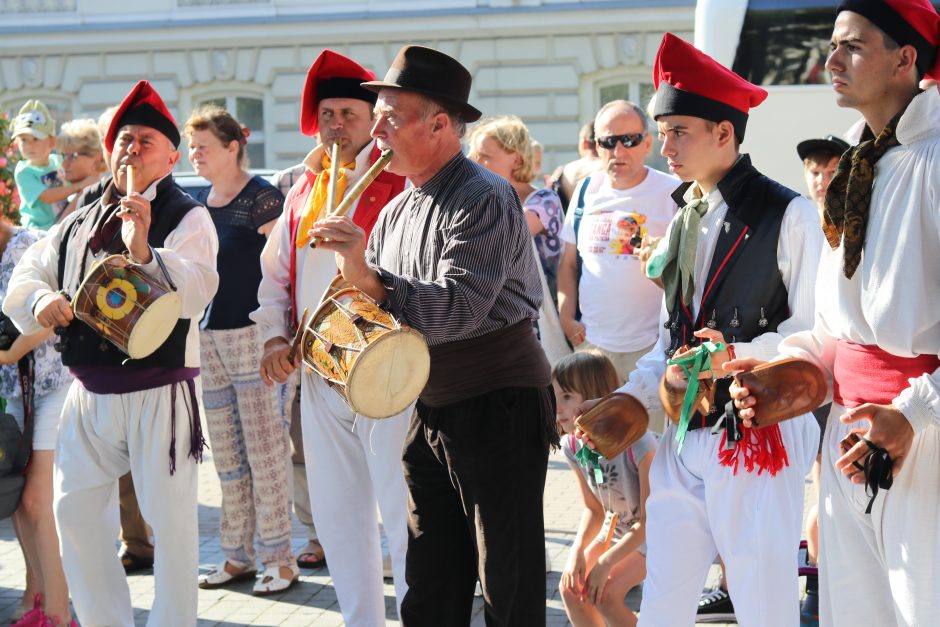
0, 442, 812, 626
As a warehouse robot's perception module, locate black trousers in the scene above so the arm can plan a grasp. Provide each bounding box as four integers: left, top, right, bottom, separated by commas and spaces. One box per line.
400, 386, 555, 627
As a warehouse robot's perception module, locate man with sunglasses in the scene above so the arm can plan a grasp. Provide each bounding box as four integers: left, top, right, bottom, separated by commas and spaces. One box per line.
558, 100, 677, 391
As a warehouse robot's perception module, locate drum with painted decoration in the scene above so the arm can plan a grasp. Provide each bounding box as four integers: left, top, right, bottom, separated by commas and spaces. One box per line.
71, 254, 181, 360
301, 282, 429, 419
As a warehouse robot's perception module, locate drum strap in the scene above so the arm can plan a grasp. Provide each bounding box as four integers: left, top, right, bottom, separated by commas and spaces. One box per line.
56, 211, 88, 296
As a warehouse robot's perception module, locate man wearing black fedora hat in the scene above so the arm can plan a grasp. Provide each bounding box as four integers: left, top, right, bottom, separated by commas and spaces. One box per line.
311, 45, 557, 626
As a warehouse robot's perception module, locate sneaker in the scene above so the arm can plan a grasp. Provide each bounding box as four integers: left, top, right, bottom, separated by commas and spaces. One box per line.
800, 589, 819, 627
696, 587, 736, 623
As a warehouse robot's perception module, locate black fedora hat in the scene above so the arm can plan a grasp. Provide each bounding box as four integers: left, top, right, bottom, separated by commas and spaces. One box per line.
362, 45, 482, 123
796, 134, 850, 161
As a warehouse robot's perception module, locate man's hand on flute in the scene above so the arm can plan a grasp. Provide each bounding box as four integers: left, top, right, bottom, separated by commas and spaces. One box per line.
310, 216, 369, 277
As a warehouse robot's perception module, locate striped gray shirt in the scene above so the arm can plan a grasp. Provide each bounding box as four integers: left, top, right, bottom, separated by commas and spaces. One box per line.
367, 153, 543, 347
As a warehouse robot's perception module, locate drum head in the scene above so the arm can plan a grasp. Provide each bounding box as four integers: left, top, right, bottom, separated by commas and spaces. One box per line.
126, 291, 182, 359
346, 328, 429, 419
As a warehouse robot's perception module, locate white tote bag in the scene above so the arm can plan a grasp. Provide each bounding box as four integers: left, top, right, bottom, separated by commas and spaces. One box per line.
531, 240, 571, 367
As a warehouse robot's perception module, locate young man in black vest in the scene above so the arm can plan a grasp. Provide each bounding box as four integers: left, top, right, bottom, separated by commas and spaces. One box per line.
4, 80, 219, 627
579, 34, 822, 626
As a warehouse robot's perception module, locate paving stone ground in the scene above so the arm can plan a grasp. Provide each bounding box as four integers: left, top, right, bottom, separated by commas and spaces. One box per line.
0, 444, 814, 626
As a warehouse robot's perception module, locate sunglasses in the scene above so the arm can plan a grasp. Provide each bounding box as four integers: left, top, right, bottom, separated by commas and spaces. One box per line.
62, 151, 95, 161
597, 133, 647, 150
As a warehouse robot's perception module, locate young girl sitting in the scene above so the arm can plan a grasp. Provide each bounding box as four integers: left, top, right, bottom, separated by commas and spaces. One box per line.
555, 351, 658, 627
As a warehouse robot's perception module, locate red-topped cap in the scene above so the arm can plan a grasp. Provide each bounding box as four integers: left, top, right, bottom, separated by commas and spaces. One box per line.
106, 80, 180, 152
300, 50, 378, 137
652, 33, 767, 142
839, 0, 939, 79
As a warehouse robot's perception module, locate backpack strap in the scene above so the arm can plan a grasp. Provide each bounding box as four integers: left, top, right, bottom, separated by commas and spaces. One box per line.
572, 176, 590, 322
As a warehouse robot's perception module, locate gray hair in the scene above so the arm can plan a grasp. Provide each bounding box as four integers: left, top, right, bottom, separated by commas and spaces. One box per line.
420, 96, 468, 139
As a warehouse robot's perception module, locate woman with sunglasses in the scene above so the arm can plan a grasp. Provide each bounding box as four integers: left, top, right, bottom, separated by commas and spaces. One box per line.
55, 119, 108, 222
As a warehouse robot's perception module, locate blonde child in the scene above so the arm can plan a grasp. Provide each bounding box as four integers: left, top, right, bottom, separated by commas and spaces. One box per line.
11, 100, 96, 230
554, 351, 658, 627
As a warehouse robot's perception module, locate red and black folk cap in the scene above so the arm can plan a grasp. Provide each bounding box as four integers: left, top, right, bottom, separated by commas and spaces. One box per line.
652, 33, 768, 143
300, 50, 378, 137
837, 0, 940, 79
106, 80, 180, 152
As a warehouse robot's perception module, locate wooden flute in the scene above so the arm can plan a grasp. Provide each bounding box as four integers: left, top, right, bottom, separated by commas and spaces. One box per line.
310, 148, 394, 248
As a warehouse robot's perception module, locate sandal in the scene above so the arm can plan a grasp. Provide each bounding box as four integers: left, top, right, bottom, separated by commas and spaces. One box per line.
295, 540, 327, 569
10, 602, 30, 622
252, 564, 300, 596
11, 594, 42, 627
120, 551, 154, 574
198, 561, 257, 589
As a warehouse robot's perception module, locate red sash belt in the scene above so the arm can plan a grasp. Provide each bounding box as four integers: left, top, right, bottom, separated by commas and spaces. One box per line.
832, 341, 940, 408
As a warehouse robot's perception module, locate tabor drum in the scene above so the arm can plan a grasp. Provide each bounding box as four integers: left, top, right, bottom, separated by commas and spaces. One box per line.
301, 285, 430, 419
72, 254, 181, 360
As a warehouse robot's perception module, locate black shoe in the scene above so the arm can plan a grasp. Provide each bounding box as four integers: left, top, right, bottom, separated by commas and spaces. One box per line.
697, 587, 736, 623
120, 551, 154, 574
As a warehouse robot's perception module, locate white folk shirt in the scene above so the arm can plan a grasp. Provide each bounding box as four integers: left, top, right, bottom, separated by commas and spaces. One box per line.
778, 88, 940, 434
251, 140, 375, 344
2, 174, 219, 368
560, 167, 679, 353
616, 171, 822, 413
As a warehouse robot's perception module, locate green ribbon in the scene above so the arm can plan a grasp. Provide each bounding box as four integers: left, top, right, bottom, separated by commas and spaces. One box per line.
575, 442, 604, 485
666, 341, 726, 452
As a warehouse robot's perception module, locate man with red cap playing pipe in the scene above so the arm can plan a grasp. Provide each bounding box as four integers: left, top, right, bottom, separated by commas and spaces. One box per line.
252, 49, 409, 625
579, 33, 822, 626
2, 80, 219, 626
731, 1, 940, 625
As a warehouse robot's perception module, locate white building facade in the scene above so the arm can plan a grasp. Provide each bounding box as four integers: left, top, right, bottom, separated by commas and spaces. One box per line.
0, 0, 693, 172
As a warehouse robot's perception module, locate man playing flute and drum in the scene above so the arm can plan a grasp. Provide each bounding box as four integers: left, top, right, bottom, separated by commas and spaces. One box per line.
311, 45, 557, 627
253, 50, 409, 626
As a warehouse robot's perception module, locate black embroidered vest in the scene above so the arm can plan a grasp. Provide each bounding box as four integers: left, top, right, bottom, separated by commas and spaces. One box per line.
665, 155, 798, 428
57, 176, 200, 368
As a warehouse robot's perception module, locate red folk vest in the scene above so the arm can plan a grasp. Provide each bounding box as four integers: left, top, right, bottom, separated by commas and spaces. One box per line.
286, 144, 406, 326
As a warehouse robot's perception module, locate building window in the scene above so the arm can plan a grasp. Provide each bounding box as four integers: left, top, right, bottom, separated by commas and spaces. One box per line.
199, 95, 266, 168
597, 81, 665, 171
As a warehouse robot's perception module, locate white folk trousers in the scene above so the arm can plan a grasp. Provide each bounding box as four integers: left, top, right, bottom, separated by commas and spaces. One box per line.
53, 380, 202, 627
638, 414, 818, 627
300, 372, 410, 626
819, 404, 940, 627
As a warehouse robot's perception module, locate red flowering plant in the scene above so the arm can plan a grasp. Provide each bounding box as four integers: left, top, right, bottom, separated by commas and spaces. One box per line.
0, 112, 21, 224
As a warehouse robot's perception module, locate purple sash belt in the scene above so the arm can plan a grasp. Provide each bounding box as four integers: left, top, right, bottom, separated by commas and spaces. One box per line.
69, 365, 205, 474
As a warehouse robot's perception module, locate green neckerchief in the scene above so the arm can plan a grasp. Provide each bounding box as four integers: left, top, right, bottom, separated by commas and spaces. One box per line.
661, 190, 709, 311
666, 341, 726, 452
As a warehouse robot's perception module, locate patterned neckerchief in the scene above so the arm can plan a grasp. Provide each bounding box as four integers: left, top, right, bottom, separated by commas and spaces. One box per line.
823, 107, 905, 279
